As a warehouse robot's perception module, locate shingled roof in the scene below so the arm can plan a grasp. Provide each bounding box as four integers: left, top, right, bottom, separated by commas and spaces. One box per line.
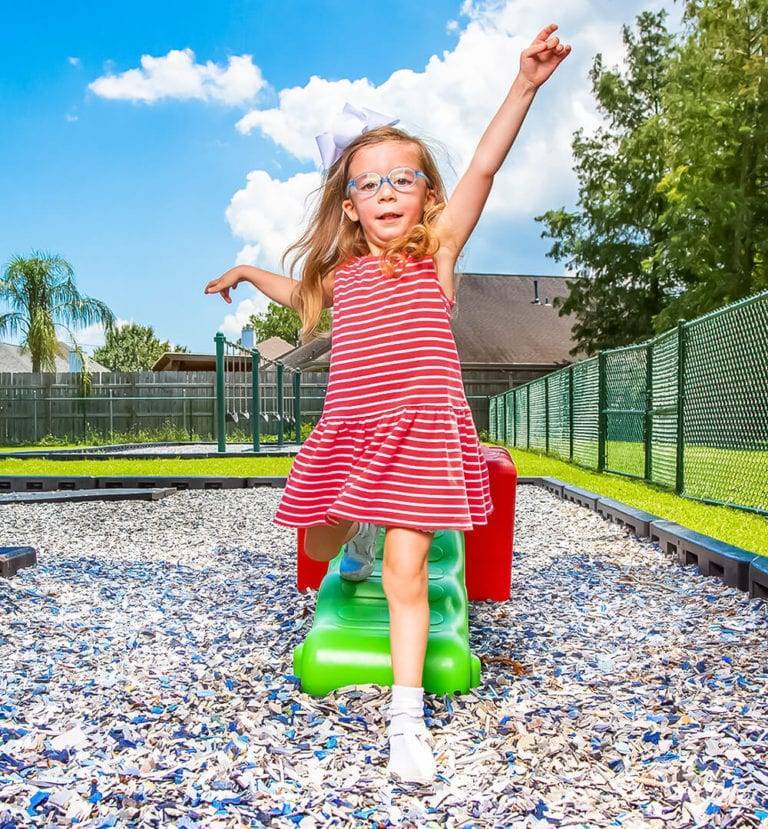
280, 272, 584, 371
151, 335, 295, 371
0, 340, 111, 374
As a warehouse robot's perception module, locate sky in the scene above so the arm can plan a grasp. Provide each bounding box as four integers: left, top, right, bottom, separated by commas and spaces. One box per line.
0, 0, 683, 356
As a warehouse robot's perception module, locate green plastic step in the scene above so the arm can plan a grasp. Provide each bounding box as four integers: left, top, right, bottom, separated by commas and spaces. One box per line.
292, 528, 482, 697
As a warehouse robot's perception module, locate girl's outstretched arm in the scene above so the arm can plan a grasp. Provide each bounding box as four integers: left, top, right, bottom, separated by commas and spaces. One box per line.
437, 23, 572, 258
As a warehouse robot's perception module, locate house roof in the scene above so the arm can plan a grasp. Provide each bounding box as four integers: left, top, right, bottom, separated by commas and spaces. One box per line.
280, 272, 585, 370
154, 272, 585, 373
151, 335, 296, 371
0, 341, 112, 374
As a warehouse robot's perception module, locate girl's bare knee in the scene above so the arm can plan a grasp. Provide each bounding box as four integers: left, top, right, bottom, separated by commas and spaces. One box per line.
304, 521, 355, 561
382, 527, 430, 600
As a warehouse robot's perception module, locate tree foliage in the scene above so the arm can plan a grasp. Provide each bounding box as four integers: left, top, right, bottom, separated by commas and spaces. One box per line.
92, 321, 189, 371
537, 0, 767, 355
246, 301, 331, 347
0, 250, 116, 378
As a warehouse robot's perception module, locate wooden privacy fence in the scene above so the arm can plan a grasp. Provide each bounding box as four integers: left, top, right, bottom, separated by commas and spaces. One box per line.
0, 367, 507, 446
0, 370, 330, 445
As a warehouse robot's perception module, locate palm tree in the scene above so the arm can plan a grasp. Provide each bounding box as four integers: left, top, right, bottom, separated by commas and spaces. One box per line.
0, 250, 117, 374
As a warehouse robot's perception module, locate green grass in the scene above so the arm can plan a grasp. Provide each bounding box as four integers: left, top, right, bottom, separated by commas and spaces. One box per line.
494, 443, 768, 557
1, 438, 766, 557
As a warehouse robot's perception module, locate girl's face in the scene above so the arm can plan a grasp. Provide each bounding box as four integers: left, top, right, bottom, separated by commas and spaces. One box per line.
341, 141, 435, 255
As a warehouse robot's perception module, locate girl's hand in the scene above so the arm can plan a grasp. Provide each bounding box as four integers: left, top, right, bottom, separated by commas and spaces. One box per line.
204, 268, 241, 304
520, 23, 572, 90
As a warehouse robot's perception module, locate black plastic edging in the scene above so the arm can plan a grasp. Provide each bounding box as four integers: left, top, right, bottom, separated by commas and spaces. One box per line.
524, 476, 765, 602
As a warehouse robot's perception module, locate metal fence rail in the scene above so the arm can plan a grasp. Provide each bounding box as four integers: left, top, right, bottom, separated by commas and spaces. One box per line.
489, 290, 768, 516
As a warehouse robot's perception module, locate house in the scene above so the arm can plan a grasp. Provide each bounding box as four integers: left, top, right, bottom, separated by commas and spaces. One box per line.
151, 335, 296, 371
0, 340, 111, 374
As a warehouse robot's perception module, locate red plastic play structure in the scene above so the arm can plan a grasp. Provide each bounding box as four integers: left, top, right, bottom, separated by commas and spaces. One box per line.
296, 444, 516, 600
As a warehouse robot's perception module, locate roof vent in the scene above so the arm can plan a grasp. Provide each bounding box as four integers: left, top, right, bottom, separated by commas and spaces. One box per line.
532, 279, 540, 304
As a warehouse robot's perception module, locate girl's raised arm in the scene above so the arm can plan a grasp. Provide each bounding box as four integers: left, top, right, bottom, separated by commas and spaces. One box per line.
436, 23, 571, 258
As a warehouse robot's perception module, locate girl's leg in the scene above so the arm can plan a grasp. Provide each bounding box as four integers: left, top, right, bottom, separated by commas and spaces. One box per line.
304, 520, 360, 562
381, 526, 436, 783
381, 526, 432, 685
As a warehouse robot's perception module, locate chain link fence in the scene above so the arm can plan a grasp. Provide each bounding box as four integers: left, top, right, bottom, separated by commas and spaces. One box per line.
489, 290, 768, 516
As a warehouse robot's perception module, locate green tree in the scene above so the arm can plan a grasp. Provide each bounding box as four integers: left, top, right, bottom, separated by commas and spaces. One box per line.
246, 301, 331, 347
0, 250, 116, 373
92, 321, 189, 371
650, 0, 767, 329
536, 10, 678, 356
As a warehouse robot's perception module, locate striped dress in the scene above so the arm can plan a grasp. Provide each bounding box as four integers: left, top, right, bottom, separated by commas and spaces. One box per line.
272, 253, 494, 532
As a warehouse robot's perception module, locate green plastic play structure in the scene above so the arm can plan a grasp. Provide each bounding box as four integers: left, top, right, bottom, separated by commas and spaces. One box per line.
292, 527, 482, 697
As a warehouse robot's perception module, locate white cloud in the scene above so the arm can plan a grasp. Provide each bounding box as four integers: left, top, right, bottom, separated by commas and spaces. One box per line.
219, 296, 264, 340
60, 318, 128, 353
68, 56, 80, 67
226, 169, 321, 273
88, 48, 267, 104
65, 113, 79, 122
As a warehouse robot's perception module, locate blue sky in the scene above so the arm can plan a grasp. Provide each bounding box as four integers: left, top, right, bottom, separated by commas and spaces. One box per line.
1, 0, 679, 355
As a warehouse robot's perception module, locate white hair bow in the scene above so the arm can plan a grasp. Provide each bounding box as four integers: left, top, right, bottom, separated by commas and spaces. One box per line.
315, 101, 399, 170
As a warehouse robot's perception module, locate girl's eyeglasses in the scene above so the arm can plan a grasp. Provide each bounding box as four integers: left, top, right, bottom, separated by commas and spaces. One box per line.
346, 166, 429, 197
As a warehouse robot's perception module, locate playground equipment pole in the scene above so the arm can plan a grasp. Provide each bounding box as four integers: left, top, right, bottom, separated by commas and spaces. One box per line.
252, 347, 260, 452
215, 332, 226, 453
276, 362, 284, 446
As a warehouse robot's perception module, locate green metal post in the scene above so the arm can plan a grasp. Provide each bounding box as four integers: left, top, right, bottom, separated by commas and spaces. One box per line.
293, 369, 302, 445
675, 320, 686, 494
544, 377, 550, 454
526, 384, 531, 449
500, 390, 506, 443
277, 362, 284, 447
489, 398, 495, 440
215, 332, 226, 453
644, 344, 653, 481
568, 364, 574, 462
251, 348, 260, 452
597, 352, 606, 472
513, 389, 517, 447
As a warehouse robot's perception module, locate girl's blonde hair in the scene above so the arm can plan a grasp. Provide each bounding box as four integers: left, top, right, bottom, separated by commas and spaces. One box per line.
281, 125, 449, 344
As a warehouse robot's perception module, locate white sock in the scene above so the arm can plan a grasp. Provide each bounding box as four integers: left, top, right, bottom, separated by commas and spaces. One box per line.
387, 685, 435, 783
389, 684, 424, 717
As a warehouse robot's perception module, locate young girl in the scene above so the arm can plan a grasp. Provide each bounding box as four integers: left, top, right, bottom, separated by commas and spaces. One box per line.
205, 24, 571, 785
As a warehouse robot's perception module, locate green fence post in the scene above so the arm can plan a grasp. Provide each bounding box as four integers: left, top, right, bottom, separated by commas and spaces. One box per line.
568, 364, 574, 462
526, 384, 531, 449
293, 369, 302, 445
276, 362, 284, 447
512, 389, 517, 445
597, 352, 606, 472
501, 389, 506, 443
489, 397, 495, 440
675, 320, 686, 495
215, 332, 226, 453
644, 344, 653, 481
251, 347, 260, 453
544, 377, 550, 455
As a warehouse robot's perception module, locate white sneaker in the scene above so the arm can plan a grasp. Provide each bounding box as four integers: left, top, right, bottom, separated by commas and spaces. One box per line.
339, 521, 379, 582
386, 713, 436, 785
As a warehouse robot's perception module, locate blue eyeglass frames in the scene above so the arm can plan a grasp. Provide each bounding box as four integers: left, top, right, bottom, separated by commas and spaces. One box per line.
346, 166, 430, 197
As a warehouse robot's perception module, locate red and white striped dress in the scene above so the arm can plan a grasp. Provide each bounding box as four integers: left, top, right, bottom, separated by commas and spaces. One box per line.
272, 253, 494, 532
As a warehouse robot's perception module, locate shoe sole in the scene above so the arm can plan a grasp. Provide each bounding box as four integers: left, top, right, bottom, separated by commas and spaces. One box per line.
340, 564, 375, 582
387, 768, 436, 785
